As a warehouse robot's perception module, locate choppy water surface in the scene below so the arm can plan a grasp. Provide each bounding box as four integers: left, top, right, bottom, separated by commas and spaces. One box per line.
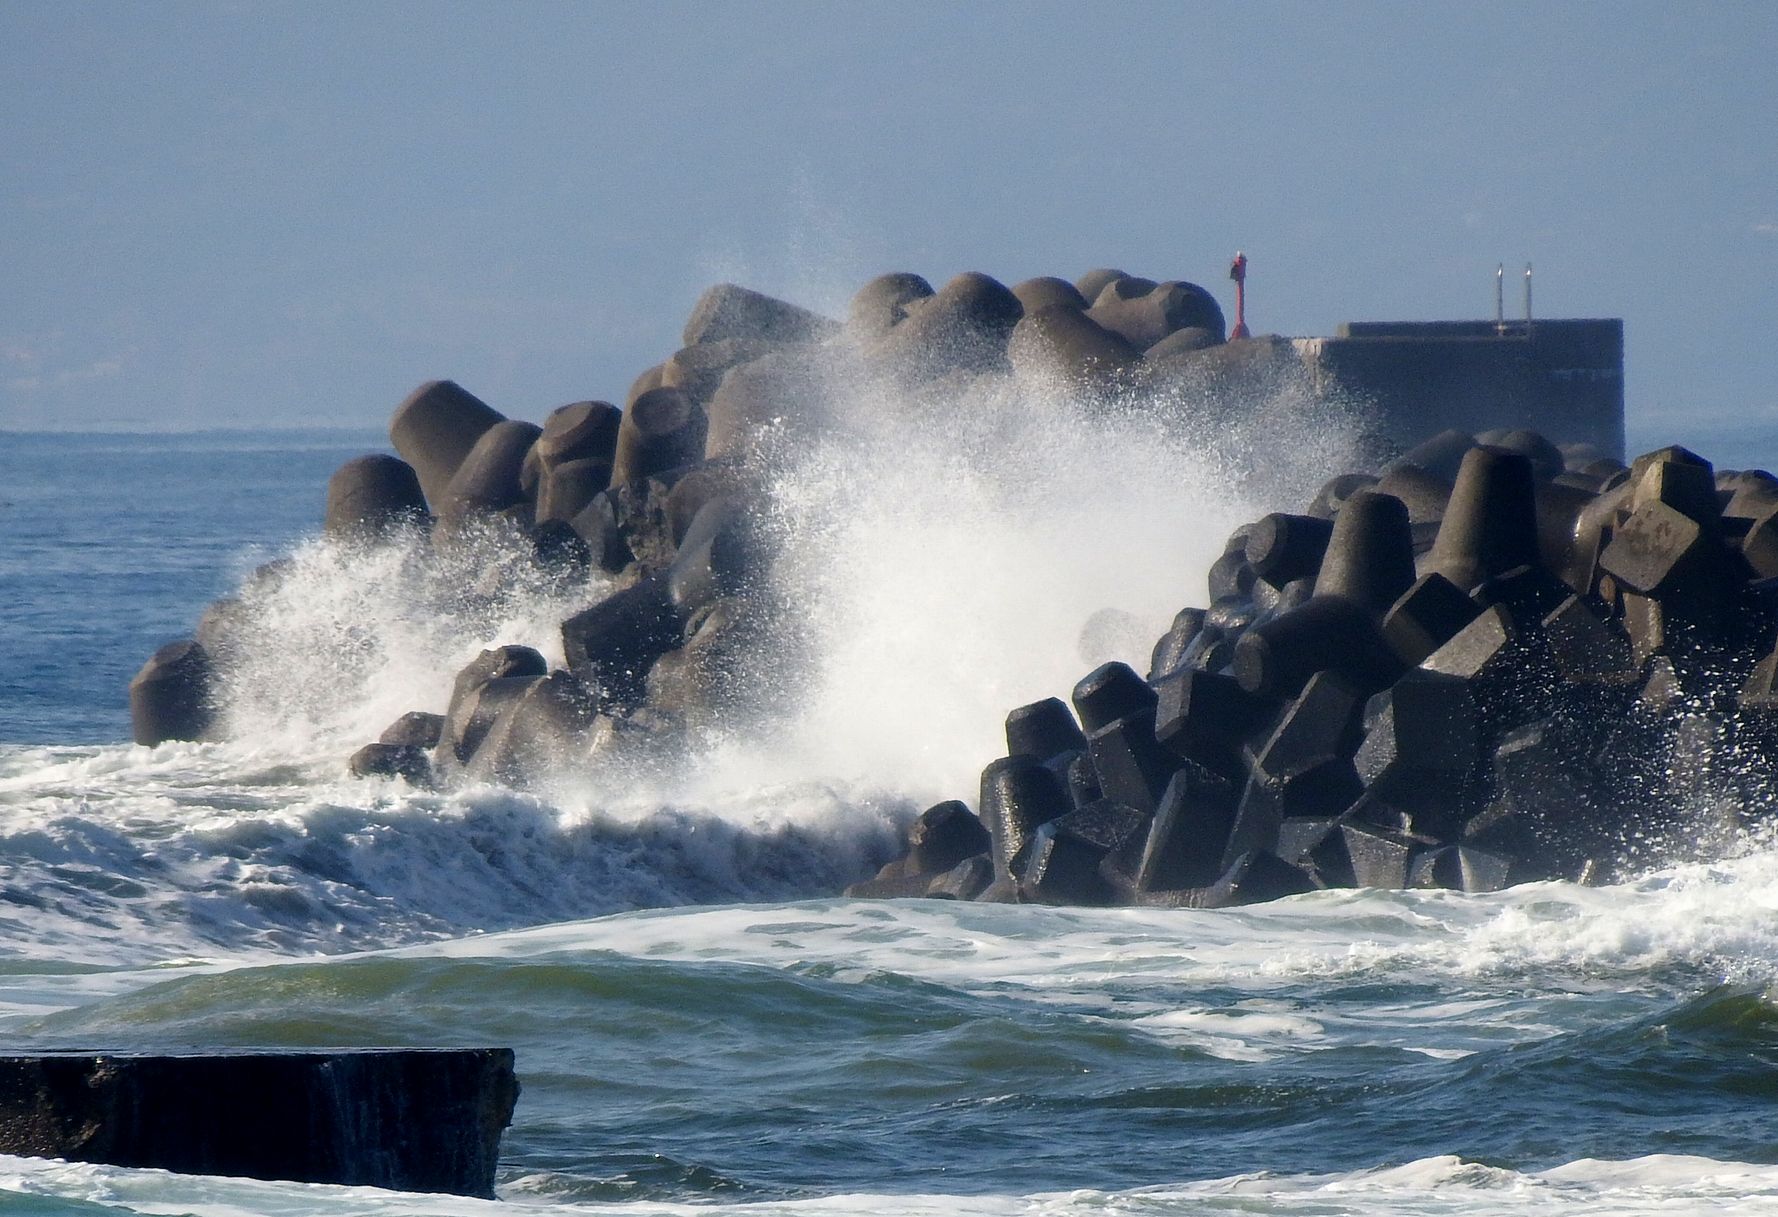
1, 420, 1776, 1215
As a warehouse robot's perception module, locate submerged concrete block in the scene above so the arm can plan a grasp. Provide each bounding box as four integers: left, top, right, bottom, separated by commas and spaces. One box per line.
1201, 850, 1317, 907
1407, 844, 1513, 892
0, 1049, 518, 1197
1133, 763, 1240, 891
926, 854, 994, 900
348, 742, 433, 784
907, 800, 993, 876
129, 640, 213, 746
1339, 822, 1431, 889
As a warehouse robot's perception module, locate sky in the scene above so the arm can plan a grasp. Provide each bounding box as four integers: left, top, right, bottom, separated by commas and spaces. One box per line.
1, 1, 1774, 434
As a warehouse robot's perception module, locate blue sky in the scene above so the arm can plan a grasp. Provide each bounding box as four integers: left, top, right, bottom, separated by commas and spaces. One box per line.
2, 1, 1774, 432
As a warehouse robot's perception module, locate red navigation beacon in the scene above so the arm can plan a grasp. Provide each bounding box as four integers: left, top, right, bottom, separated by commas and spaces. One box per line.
1228, 251, 1250, 339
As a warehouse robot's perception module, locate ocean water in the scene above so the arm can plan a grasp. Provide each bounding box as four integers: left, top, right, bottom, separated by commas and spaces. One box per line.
2, 402, 1778, 1217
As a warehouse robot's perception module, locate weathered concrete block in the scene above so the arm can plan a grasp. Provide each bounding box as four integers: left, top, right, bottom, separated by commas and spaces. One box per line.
1132, 763, 1239, 891
1148, 607, 1208, 681
1020, 800, 1149, 904
1420, 603, 1554, 736
1372, 463, 1453, 525
324, 454, 429, 539
846, 272, 933, 335
927, 854, 994, 900
0, 1049, 518, 1197
535, 400, 623, 470
1407, 844, 1513, 892
1072, 268, 1128, 302
869, 271, 1023, 380
1315, 490, 1417, 616
682, 282, 837, 347
908, 800, 993, 875
536, 457, 613, 525
1072, 661, 1157, 733
1232, 595, 1402, 701
1245, 671, 1365, 819
703, 347, 830, 463
662, 338, 776, 405
1244, 513, 1334, 587
379, 710, 445, 749
979, 755, 1072, 880
1086, 279, 1224, 349
1599, 499, 1712, 597
467, 671, 602, 785
1006, 696, 1087, 762
665, 499, 762, 613
1153, 666, 1265, 780
1306, 472, 1379, 520
1010, 275, 1089, 314
439, 419, 543, 527
1143, 326, 1221, 361
349, 742, 433, 784
1006, 304, 1140, 390
561, 575, 683, 711
1542, 594, 1637, 684
1489, 428, 1565, 481
1382, 572, 1482, 666
1426, 446, 1541, 591
1085, 707, 1180, 815
1628, 447, 1719, 526
1352, 669, 1479, 812
388, 380, 505, 510
1392, 429, 1478, 483
612, 387, 707, 487
129, 640, 213, 746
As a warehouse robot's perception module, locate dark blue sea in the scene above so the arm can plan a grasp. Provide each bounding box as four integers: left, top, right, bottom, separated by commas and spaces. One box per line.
2, 416, 1777, 1216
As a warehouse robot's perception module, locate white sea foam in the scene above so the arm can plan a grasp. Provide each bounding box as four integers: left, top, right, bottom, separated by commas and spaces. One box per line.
6, 1151, 1778, 1216
0, 350, 1364, 966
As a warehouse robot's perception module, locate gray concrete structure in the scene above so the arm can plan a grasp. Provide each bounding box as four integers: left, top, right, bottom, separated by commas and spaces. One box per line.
1295, 318, 1625, 459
